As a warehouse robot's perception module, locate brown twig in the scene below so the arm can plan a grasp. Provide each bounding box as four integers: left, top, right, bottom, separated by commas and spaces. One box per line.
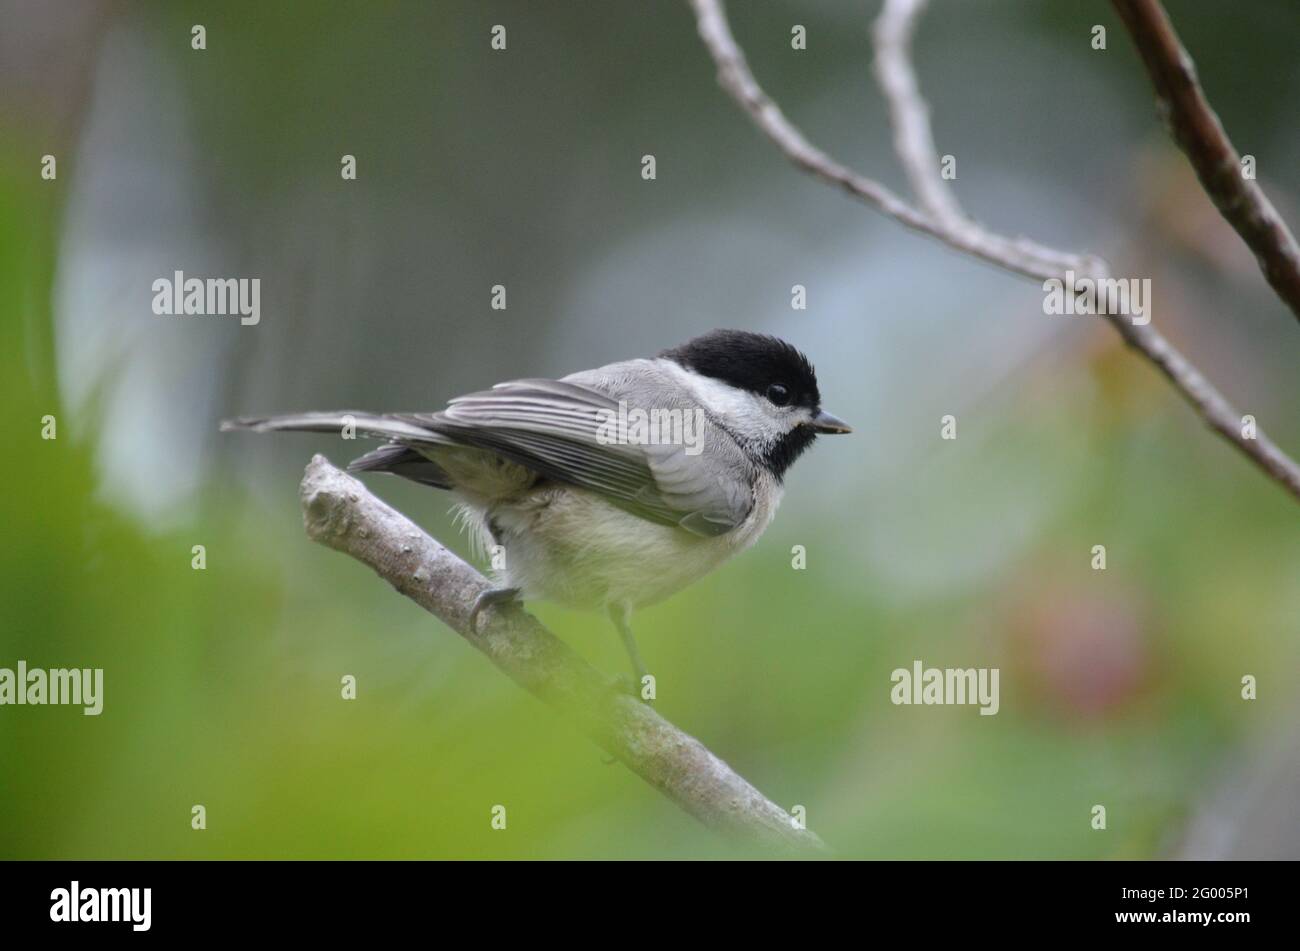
1112, 0, 1300, 327
687, 0, 1300, 503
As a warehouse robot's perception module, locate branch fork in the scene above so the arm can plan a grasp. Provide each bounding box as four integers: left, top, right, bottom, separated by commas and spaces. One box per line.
688, 0, 1300, 503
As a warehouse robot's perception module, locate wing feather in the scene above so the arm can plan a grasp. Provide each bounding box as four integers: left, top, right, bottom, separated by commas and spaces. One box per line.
397, 378, 751, 535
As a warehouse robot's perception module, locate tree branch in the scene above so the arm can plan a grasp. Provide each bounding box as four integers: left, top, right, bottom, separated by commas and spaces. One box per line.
1111, 0, 1300, 327
687, 0, 1300, 504
297, 454, 827, 855
687, 0, 1090, 281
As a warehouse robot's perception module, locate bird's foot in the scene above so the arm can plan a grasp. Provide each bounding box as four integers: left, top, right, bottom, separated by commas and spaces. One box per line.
607, 603, 652, 703
468, 586, 522, 633
611, 672, 653, 703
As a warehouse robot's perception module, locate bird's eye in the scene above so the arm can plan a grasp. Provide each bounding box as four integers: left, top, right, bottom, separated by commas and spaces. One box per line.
766, 383, 791, 406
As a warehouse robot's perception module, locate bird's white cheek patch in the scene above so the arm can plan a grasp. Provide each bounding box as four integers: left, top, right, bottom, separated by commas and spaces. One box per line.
655, 360, 791, 447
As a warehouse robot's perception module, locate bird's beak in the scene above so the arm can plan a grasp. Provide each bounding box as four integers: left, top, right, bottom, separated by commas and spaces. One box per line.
808, 409, 853, 434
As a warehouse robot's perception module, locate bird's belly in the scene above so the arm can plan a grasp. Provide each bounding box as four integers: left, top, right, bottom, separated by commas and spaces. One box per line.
484, 486, 771, 611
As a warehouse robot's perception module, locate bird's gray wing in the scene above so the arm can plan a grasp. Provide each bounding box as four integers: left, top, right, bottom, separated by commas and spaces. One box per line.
396, 377, 752, 536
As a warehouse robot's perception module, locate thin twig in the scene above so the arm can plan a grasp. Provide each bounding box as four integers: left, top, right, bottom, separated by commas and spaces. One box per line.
297, 455, 828, 855
872, 0, 965, 228
1111, 0, 1300, 327
687, 0, 1300, 504
687, 0, 1088, 281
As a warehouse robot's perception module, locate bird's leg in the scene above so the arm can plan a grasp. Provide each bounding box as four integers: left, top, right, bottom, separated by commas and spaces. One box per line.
608, 603, 650, 699
469, 586, 522, 633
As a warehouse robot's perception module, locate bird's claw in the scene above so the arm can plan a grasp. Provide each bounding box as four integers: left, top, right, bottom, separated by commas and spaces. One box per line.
611, 673, 653, 703
468, 587, 522, 633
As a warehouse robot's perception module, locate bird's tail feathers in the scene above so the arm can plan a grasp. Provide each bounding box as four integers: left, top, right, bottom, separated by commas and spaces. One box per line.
220, 412, 439, 443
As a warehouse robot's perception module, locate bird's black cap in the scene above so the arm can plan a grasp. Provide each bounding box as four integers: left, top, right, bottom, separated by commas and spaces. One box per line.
659, 329, 822, 410
660, 329, 829, 479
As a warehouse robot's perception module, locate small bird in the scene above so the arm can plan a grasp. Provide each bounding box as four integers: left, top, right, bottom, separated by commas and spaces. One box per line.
222, 329, 850, 688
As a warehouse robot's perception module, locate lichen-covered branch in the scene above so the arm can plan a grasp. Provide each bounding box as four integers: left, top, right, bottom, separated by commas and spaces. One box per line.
1112, 0, 1300, 327
687, 0, 1300, 504
297, 455, 826, 855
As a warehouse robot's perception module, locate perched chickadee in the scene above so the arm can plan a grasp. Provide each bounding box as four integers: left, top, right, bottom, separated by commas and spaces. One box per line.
222, 329, 851, 686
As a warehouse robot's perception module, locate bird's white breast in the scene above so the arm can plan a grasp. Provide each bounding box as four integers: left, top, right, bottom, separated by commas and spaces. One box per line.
475, 474, 782, 612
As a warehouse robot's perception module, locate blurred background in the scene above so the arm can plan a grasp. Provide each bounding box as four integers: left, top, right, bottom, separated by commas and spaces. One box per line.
2, 0, 1298, 859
